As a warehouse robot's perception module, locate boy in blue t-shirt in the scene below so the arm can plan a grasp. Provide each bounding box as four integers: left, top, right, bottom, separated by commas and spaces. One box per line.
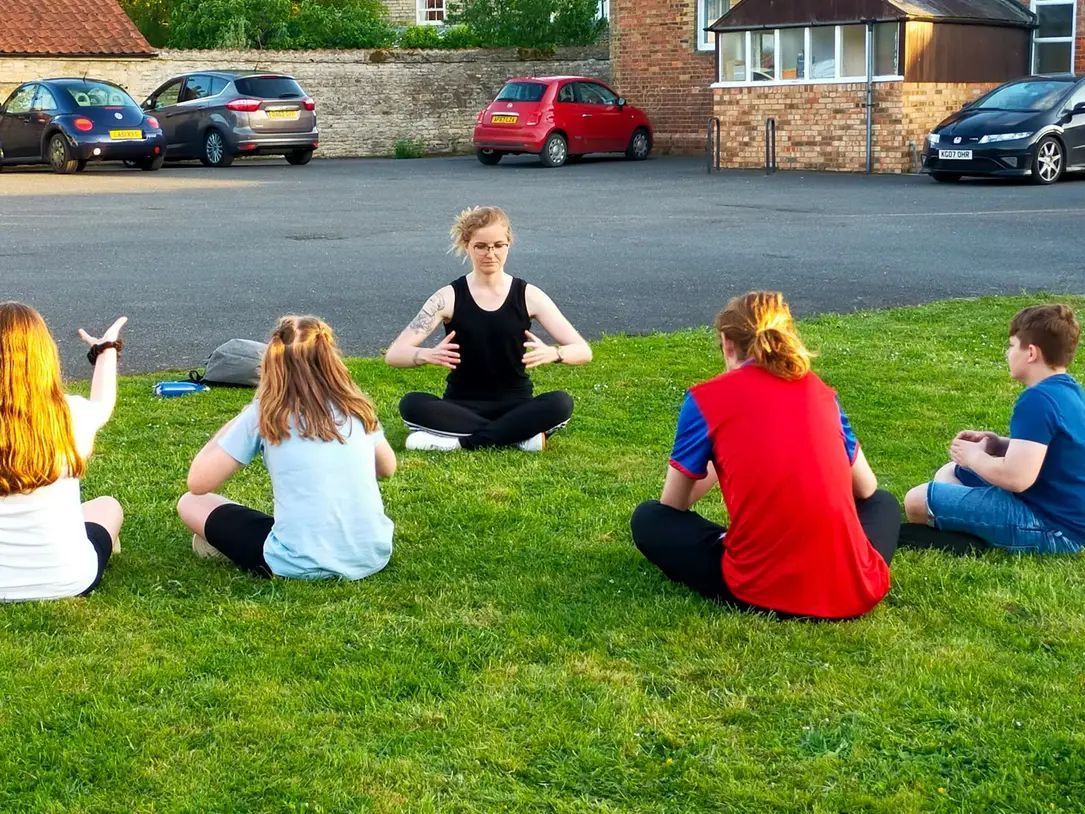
904, 304, 1085, 554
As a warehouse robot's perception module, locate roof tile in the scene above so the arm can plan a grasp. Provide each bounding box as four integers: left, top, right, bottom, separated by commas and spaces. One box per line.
0, 0, 155, 57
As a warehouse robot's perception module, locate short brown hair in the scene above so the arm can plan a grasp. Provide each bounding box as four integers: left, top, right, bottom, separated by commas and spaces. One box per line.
1009, 304, 1080, 368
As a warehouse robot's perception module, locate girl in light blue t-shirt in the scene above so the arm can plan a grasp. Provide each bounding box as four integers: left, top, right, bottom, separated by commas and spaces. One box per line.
177, 315, 397, 580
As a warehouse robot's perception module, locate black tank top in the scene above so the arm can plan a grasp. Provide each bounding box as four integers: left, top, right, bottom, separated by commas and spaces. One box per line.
444, 275, 532, 401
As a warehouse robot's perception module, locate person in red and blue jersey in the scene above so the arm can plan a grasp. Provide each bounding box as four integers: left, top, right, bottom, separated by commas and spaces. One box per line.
631, 291, 899, 620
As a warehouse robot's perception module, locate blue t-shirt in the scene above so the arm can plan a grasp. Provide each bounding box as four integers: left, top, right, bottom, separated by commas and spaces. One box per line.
218, 403, 394, 580
1009, 373, 1085, 542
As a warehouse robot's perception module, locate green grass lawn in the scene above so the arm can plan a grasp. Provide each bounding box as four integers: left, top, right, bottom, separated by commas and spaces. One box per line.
3, 295, 1085, 813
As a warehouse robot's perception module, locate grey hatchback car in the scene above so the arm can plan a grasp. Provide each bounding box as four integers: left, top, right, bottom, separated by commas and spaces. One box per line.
142, 71, 318, 167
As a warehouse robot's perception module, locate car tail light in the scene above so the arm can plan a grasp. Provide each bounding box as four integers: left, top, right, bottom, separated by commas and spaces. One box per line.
476, 109, 485, 125
302, 96, 315, 111
226, 98, 262, 112
145, 116, 160, 129
238, 143, 256, 151
74, 117, 93, 132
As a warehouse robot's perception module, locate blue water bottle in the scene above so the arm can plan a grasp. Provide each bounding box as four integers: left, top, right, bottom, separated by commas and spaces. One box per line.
153, 381, 210, 398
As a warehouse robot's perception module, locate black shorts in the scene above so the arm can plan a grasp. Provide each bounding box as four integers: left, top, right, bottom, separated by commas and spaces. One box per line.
79, 522, 113, 596
204, 503, 274, 578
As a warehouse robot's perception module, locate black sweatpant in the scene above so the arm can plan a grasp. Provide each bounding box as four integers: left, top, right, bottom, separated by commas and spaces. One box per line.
630, 489, 901, 607
399, 390, 573, 450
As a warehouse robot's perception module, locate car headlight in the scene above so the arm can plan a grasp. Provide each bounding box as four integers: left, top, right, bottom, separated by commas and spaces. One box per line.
928, 132, 940, 145
978, 132, 1033, 144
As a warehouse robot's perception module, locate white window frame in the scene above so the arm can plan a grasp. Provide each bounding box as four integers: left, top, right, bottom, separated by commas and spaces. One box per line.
598, 0, 609, 21
1031, 0, 1077, 73
698, 0, 731, 51
416, 0, 445, 25
712, 23, 904, 87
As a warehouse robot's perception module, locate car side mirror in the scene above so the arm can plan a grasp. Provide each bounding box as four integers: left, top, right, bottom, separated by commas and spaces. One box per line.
617, 96, 626, 107
1074, 102, 1085, 116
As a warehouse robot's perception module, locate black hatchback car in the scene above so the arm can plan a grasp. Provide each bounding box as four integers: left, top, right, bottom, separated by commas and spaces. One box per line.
142, 71, 318, 167
922, 74, 1085, 184
0, 78, 165, 173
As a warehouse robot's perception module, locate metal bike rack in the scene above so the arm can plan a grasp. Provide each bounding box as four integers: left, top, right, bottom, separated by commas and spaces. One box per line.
765, 117, 777, 175
706, 117, 721, 174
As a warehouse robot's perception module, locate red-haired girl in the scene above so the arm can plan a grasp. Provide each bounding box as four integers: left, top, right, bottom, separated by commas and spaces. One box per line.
0, 303, 126, 601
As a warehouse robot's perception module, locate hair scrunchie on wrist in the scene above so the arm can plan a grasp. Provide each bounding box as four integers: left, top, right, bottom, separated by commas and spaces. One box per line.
87, 339, 124, 366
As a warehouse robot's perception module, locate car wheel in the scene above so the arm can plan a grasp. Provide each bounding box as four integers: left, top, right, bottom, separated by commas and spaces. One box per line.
138, 154, 165, 171
626, 128, 651, 161
539, 133, 567, 168
48, 134, 80, 174
1030, 137, 1064, 185
285, 149, 313, 166
476, 149, 502, 166
200, 128, 234, 167
930, 172, 960, 183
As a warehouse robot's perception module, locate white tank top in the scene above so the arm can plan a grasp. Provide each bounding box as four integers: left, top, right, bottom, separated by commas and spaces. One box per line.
0, 396, 102, 601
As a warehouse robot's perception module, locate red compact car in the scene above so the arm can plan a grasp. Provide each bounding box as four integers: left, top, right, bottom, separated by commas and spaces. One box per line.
472, 76, 653, 168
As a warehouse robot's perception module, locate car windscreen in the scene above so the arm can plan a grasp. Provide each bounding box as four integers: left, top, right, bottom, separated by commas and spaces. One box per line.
234, 76, 305, 99
495, 82, 547, 102
61, 81, 135, 108
973, 81, 1070, 112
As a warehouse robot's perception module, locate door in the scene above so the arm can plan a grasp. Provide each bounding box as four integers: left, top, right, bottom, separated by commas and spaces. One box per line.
0, 85, 42, 161
146, 79, 185, 155
575, 81, 626, 152
174, 75, 215, 151
553, 81, 592, 155
28, 85, 62, 160
1064, 84, 1085, 168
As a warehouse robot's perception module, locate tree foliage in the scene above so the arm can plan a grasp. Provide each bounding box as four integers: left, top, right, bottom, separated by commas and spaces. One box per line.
446, 0, 606, 48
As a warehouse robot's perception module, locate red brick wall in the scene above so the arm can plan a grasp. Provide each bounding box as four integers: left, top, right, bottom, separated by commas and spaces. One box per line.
610, 0, 716, 154
1077, 0, 1085, 72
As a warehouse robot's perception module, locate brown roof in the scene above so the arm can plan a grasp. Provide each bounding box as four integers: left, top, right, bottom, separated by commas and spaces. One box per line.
0, 0, 155, 57
710, 0, 1034, 30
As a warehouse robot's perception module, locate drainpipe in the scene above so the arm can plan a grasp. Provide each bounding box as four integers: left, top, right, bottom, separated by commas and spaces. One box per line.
865, 20, 875, 174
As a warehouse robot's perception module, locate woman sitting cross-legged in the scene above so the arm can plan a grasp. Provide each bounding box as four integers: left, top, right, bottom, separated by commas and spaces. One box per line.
631, 291, 899, 620
0, 303, 126, 601
385, 206, 592, 452
177, 315, 396, 580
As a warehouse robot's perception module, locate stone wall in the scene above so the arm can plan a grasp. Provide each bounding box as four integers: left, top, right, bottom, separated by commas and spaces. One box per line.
0, 46, 610, 157
609, 0, 715, 155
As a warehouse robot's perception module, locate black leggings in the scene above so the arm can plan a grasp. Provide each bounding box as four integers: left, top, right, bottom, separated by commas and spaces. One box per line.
630, 489, 901, 609
78, 522, 113, 596
399, 391, 573, 450
204, 503, 274, 578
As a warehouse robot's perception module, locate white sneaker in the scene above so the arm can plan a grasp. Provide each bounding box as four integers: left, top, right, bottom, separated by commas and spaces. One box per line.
192, 533, 225, 560
405, 431, 462, 451
517, 433, 546, 452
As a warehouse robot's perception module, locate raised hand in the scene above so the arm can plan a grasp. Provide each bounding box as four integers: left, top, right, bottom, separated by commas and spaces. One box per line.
954, 430, 1002, 456
522, 330, 558, 369
78, 316, 127, 347
416, 330, 460, 369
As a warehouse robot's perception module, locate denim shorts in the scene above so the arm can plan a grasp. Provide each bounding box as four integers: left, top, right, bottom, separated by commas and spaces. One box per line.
927, 480, 1082, 555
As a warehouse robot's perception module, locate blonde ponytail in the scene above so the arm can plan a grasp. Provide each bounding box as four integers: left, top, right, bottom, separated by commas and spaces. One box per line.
715, 291, 813, 381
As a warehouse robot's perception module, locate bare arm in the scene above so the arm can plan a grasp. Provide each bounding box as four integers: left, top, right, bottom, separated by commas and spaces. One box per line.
374, 436, 396, 478
523, 285, 592, 368
384, 287, 458, 368
660, 464, 718, 511
187, 416, 243, 494
77, 316, 127, 429
951, 437, 1047, 493
851, 447, 878, 500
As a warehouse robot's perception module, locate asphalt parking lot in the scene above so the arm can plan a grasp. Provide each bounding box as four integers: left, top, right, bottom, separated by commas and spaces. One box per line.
2, 155, 1084, 374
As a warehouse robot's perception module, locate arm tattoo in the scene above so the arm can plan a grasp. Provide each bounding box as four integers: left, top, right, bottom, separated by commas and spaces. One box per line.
407, 292, 446, 334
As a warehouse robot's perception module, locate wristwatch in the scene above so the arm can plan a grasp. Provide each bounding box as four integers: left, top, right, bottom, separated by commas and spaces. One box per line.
553, 344, 564, 363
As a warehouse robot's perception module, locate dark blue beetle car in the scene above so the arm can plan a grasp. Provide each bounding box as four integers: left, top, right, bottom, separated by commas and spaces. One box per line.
0, 78, 166, 173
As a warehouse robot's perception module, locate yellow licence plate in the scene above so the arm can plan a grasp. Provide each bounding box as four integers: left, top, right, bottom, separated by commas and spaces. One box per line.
267, 109, 299, 120
491, 115, 518, 124
109, 129, 143, 139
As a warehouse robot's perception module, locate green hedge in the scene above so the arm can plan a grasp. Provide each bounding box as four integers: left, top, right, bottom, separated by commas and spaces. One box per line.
121, 0, 605, 50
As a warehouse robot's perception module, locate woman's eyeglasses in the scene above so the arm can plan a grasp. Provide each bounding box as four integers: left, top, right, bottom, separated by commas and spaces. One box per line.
471, 242, 510, 254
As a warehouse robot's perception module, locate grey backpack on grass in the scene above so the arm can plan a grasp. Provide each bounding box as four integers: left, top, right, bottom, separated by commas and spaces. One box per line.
189, 338, 267, 387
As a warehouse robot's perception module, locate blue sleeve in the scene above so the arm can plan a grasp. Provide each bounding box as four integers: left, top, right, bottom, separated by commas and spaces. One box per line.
217, 403, 262, 465
669, 393, 712, 480
1010, 387, 1056, 445
836, 397, 859, 464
